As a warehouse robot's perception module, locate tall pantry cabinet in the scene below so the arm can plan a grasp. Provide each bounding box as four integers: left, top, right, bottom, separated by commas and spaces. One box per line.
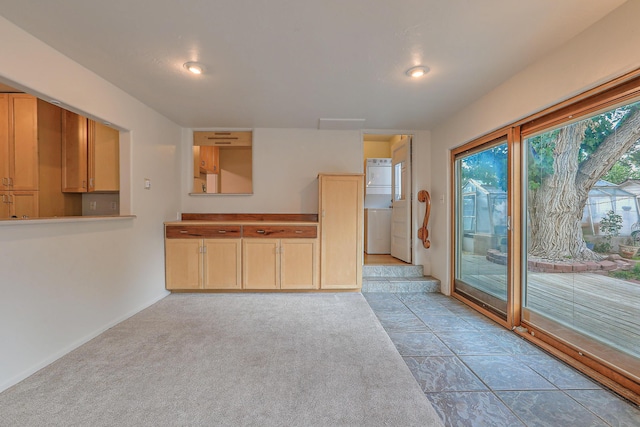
318, 173, 364, 289
0, 93, 38, 219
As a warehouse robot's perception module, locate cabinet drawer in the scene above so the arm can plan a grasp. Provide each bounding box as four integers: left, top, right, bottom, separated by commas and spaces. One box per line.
243, 225, 317, 238
165, 225, 241, 239
193, 131, 252, 147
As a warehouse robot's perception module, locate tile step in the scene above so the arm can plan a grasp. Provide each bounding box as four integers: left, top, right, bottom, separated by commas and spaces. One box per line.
361, 276, 440, 293
362, 264, 424, 278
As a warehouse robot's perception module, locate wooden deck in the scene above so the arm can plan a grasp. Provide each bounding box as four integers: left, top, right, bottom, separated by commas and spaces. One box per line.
463, 270, 640, 359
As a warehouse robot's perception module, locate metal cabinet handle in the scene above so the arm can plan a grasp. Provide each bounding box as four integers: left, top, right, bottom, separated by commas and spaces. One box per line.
179, 230, 188, 234
256, 230, 266, 234
218, 230, 226, 234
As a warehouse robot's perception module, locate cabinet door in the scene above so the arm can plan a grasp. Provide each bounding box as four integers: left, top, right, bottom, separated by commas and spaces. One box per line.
9, 94, 38, 191
62, 111, 88, 192
0, 192, 10, 219
203, 239, 242, 289
89, 120, 119, 192
243, 239, 279, 289
199, 146, 219, 174
281, 239, 318, 290
319, 174, 364, 289
12, 191, 38, 219
165, 239, 202, 290
0, 95, 9, 190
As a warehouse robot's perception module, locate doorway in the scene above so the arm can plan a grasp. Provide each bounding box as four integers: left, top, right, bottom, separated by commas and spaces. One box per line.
363, 134, 413, 265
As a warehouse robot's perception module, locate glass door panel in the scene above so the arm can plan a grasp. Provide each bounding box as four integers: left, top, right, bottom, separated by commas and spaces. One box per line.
523, 99, 640, 380
454, 141, 509, 319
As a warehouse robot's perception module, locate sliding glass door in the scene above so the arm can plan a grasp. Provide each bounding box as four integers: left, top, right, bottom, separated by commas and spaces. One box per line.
453, 137, 510, 323
522, 98, 640, 387
450, 73, 640, 400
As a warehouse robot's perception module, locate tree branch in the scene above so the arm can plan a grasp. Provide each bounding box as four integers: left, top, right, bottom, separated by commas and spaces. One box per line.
577, 108, 640, 192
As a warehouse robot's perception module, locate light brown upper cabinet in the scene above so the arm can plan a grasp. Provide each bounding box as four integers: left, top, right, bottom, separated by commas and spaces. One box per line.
62, 111, 119, 193
0, 93, 39, 219
61, 110, 88, 192
192, 131, 252, 194
89, 121, 119, 192
0, 94, 38, 191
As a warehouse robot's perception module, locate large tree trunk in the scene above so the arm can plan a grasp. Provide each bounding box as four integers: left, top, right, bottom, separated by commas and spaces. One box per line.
528, 108, 640, 261
528, 122, 598, 260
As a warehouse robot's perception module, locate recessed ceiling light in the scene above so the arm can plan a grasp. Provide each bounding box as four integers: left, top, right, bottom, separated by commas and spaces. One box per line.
183, 62, 204, 75
406, 65, 429, 78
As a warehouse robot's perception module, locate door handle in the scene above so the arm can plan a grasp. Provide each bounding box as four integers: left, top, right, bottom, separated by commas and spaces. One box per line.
417, 190, 431, 249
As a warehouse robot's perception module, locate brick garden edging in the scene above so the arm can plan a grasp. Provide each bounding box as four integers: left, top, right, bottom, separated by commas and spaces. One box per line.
486, 249, 632, 273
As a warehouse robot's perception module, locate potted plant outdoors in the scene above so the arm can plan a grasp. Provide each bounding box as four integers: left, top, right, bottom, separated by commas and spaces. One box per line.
619, 219, 640, 259
619, 238, 639, 259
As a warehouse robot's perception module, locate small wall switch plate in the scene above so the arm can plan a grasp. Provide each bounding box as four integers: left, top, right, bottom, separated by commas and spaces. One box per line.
110, 202, 118, 210
144, 178, 151, 190
439, 194, 445, 204
89, 201, 97, 210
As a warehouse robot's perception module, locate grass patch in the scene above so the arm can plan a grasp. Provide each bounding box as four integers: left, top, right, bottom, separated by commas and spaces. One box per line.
610, 263, 640, 281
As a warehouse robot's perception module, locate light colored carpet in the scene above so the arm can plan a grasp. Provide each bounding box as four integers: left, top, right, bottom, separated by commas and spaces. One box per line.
0, 293, 442, 426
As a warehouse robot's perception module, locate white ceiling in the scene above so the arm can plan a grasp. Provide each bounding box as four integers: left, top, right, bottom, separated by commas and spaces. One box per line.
0, 0, 627, 130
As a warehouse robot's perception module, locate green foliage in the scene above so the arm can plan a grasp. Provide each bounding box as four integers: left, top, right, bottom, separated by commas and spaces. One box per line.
527, 101, 640, 190
610, 263, 640, 281
460, 144, 508, 191
592, 241, 611, 254
601, 162, 640, 184
600, 210, 623, 241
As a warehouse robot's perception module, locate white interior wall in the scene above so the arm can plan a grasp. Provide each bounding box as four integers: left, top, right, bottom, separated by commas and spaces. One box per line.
429, 1, 640, 294
181, 128, 364, 214
412, 130, 432, 275
0, 16, 182, 391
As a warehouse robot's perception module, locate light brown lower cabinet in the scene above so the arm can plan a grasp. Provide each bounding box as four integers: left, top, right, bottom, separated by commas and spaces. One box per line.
242, 238, 318, 290
165, 238, 242, 290
0, 191, 38, 219
164, 223, 318, 291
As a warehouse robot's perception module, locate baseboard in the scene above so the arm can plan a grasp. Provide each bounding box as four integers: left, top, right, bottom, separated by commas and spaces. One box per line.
0, 291, 170, 394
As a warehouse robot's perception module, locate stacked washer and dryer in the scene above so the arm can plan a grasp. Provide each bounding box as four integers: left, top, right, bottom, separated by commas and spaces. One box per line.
364, 158, 393, 254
